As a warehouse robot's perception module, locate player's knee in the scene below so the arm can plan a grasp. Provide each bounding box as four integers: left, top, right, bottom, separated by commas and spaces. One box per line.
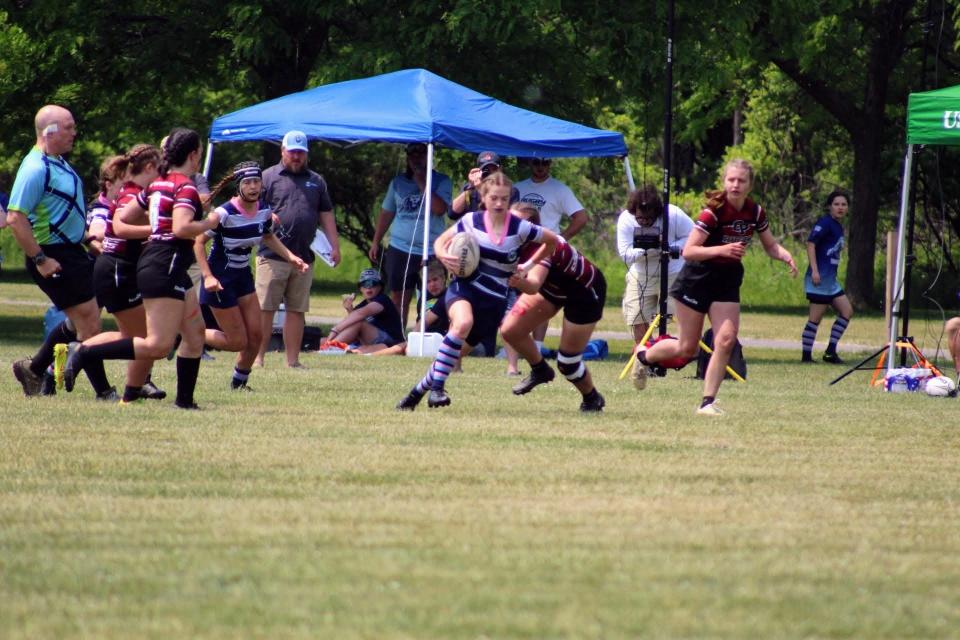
225, 333, 248, 352
713, 331, 737, 353
557, 351, 586, 382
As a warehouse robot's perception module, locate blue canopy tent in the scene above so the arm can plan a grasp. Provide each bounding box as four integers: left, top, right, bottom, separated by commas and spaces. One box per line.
206, 68, 631, 348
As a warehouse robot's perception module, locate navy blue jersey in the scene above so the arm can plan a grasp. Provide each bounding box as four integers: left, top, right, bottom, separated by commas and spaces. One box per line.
206, 200, 274, 274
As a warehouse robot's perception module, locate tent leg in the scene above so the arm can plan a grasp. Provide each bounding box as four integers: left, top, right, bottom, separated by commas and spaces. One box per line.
202, 142, 214, 179
623, 156, 636, 191
886, 144, 913, 378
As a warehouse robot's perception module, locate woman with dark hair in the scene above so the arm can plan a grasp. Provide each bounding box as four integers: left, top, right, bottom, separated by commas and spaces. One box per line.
396, 171, 558, 410
64, 128, 219, 408
195, 161, 307, 390
801, 190, 853, 363
501, 206, 607, 412
81, 143, 167, 400
634, 159, 797, 416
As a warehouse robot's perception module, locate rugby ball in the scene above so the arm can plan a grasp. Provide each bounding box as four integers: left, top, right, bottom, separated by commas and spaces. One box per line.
924, 375, 957, 397
448, 231, 480, 278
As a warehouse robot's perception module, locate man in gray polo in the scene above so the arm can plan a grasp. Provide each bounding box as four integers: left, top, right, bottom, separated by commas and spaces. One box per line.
255, 130, 340, 368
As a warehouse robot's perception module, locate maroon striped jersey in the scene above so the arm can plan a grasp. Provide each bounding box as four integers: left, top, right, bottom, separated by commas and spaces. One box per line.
101, 182, 143, 260
136, 171, 202, 244
694, 198, 768, 264
522, 239, 600, 300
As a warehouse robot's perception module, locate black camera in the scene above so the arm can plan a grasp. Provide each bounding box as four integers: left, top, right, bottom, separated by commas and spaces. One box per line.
633, 234, 659, 250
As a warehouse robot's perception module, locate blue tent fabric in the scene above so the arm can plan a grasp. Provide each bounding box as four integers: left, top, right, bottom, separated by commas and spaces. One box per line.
209, 69, 627, 158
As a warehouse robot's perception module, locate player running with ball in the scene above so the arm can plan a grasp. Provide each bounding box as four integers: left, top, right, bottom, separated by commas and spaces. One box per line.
396, 171, 558, 410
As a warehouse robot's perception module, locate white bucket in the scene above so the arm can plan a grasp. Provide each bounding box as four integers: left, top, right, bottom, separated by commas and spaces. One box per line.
273, 303, 286, 331
406, 332, 443, 358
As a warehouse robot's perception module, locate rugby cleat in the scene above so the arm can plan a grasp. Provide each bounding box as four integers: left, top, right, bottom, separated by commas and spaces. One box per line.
396, 391, 423, 411
580, 392, 606, 413
139, 380, 167, 400
822, 351, 844, 364
12, 358, 43, 396
427, 389, 451, 408
174, 401, 201, 410
95, 387, 120, 402
62, 342, 83, 392
511, 364, 555, 395
40, 370, 57, 396
696, 402, 725, 417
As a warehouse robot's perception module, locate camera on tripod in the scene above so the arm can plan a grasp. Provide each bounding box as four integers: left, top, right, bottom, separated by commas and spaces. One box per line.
633, 234, 660, 250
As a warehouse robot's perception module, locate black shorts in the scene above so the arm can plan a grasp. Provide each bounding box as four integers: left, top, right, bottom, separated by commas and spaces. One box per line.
385, 246, 424, 294
94, 253, 142, 313
540, 270, 607, 325
26, 243, 95, 310
670, 261, 744, 314
137, 242, 194, 301
200, 266, 256, 309
806, 289, 845, 304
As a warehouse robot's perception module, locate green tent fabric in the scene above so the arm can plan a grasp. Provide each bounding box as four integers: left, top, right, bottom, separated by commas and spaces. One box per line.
907, 84, 960, 145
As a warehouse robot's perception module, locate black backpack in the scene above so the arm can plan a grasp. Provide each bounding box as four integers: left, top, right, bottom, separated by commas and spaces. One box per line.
695, 328, 747, 380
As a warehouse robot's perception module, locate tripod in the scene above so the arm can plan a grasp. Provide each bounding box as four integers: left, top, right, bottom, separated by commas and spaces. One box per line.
829, 336, 942, 386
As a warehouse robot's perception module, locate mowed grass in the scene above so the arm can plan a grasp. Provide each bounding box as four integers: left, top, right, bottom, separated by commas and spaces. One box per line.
1, 280, 960, 638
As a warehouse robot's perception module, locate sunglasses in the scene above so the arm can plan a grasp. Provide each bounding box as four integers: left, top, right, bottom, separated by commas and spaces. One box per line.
359, 280, 380, 288
531, 159, 552, 167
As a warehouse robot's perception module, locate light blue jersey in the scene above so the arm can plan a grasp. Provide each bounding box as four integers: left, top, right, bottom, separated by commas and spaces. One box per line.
8, 146, 86, 244
381, 171, 452, 254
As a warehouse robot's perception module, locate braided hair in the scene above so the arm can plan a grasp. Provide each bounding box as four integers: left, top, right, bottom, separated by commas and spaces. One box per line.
208, 160, 263, 203
159, 127, 201, 176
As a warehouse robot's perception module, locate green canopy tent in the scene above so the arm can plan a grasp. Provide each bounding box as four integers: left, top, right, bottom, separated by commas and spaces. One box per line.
888, 85, 960, 375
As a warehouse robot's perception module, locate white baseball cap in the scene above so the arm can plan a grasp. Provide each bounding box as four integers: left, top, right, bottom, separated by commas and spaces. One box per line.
282, 130, 309, 152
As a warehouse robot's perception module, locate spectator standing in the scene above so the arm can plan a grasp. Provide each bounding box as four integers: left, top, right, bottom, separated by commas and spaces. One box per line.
369, 143, 452, 328
0, 188, 9, 274
7, 105, 115, 399
255, 130, 341, 368
616, 185, 693, 348
515, 157, 587, 239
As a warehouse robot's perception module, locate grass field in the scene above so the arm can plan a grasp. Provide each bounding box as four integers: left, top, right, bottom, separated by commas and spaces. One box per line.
2, 276, 960, 639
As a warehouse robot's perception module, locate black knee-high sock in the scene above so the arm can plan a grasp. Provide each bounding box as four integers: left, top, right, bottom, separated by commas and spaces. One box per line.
176, 356, 201, 406
30, 320, 77, 376
78, 339, 136, 396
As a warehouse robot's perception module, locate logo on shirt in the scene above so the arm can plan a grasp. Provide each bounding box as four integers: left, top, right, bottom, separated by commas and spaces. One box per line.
520, 194, 546, 210
400, 193, 423, 214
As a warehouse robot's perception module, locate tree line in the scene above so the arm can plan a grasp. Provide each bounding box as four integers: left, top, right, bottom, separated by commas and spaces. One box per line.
2, 0, 959, 308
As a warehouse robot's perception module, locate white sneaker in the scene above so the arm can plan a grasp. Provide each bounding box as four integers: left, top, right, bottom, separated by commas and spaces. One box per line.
632, 348, 648, 390
696, 402, 725, 416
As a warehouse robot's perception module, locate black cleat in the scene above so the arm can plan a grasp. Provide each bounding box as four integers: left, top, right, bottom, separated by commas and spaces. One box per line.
512, 364, 555, 395
12, 358, 43, 396
40, 370, 57, 396
139, 380, 167, 400
174, 401, 201, 410
580, 392, 606, 413
96, 386, 120, 402
63, 342, 82, 392
396, 392, 423, 411
801, 354, 814, 363
427, 389, 451, 408
822, 351, 844, 364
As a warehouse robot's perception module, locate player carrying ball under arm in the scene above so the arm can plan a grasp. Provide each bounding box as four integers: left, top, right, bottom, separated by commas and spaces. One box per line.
500, 230, 607, 412
396, 171, 558, 411
634, 159, 797, 416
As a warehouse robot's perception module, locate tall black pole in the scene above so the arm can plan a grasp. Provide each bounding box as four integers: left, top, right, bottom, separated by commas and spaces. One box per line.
658, 0, 675, 337
899, 0, 931, 365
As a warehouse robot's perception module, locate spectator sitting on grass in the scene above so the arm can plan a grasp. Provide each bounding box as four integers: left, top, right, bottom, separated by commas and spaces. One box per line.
326, 268, 406, 354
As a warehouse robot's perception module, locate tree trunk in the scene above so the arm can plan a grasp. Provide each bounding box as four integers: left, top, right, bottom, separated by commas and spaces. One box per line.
846, 127, 884, 308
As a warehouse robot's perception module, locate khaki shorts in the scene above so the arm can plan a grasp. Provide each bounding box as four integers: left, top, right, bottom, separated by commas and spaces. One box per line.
622, 269, 676, 326
256, 256, 313, 312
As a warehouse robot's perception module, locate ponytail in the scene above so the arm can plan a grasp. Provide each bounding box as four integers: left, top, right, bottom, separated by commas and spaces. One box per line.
159, 127, 201, 176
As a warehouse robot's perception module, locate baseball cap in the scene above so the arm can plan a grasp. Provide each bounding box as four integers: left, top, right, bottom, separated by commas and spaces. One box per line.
357, 268, 383, 287
476, 151, 500, 169
282, 130, 309, 152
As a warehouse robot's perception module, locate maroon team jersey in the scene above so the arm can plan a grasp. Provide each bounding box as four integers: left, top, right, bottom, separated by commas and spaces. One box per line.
694, 198, 768, 265
101, 182, 143, 260
136, 171, 202, 245
520, 239, 600, 301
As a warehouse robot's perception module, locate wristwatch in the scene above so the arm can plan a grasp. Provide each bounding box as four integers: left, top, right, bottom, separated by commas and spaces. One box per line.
31, 251, 47, 266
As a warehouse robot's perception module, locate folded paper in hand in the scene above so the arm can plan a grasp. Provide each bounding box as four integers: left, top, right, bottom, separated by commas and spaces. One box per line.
310, 229, 336, 267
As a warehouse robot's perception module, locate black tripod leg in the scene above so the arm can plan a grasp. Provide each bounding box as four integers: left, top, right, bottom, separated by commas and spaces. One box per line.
829, 345, 890, 386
